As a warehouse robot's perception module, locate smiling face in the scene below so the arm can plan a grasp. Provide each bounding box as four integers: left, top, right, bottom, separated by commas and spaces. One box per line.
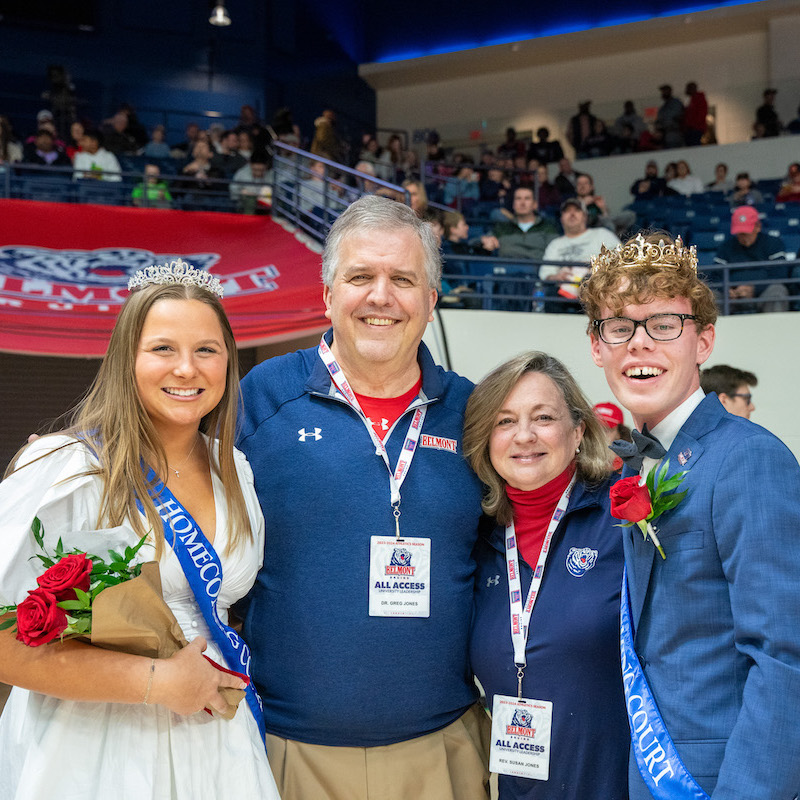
489, 372, 584, 491
590, 296, 715, 430
323, 229, 437, 389
135, 299, 228, 438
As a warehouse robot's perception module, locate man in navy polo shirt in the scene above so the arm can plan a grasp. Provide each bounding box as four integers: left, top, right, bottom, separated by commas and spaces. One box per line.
238, 196, 490, 800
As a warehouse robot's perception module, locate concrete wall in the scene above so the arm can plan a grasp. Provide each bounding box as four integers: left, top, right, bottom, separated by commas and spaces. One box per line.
423, 308, 800, 459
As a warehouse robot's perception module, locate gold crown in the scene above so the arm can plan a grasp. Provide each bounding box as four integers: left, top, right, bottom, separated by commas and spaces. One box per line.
590, 233, 697, 274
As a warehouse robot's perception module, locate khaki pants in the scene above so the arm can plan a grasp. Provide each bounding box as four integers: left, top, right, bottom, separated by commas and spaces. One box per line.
266, 703, 491, 800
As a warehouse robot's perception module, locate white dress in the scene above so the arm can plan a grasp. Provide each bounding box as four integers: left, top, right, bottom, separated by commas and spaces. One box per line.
0, 435, 280, 800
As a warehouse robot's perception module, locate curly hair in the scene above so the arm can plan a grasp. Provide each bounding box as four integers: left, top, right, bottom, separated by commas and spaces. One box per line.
580, 231, 717, 332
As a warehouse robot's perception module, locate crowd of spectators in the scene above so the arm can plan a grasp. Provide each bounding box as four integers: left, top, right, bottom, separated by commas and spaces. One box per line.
0, 102, 279, 212
2, 88, 800, 315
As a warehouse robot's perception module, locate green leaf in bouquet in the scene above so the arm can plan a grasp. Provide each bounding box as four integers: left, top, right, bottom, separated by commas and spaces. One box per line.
108, 550, 124, 564
125, 535, 149, 561
72, 616, 91, 633
32, 516, 44, 548
57, 600, 85, 610
0, 617, 17, 630
32, 553, 56, 568
73, 587, 92, 605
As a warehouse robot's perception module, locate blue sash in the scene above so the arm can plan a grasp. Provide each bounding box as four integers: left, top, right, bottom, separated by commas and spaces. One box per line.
137, 470, 266, 742
620, 567, 709, 799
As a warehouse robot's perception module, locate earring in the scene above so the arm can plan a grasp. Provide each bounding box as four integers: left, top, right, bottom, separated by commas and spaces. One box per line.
575, 446, 581, 454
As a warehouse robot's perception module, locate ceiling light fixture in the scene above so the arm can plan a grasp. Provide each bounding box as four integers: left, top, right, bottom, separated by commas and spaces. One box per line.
209, 4, 231, 26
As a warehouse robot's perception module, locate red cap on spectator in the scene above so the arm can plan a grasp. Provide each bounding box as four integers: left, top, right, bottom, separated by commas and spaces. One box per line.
593, 402, 624, 428
730, 206, 759, 235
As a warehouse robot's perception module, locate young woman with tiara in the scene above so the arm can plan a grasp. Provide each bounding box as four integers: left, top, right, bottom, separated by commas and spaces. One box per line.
0, 261, 280, 799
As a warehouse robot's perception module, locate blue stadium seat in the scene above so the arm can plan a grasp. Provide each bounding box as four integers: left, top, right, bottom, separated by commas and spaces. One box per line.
21, 178, 75, 203
76, 181, 128, 206
691, 230, 727, 251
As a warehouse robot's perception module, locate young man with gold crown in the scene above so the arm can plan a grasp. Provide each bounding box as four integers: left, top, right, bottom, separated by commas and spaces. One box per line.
580, 233, 800, 799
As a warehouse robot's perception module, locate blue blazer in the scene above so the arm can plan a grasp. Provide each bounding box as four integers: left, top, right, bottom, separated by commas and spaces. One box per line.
624, 393, 800, 799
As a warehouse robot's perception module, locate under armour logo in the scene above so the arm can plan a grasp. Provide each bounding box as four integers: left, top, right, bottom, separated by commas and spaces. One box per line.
366, 416, 390, 431
486, 574, 500, 587
298, 427, 322, 442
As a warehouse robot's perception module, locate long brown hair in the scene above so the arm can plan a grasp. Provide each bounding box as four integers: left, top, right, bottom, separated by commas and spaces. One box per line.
7, 282, 251, 557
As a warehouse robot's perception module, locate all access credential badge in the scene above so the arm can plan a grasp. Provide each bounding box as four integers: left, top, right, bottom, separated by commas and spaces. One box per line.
489, 695, 553, 781
369, 536, 431, 617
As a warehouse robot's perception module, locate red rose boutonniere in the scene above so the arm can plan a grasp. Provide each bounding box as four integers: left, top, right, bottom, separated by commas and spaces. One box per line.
609, 460, 687, 559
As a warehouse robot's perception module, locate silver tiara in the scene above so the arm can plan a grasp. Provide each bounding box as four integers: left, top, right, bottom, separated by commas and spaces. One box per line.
127, 259, 224, 298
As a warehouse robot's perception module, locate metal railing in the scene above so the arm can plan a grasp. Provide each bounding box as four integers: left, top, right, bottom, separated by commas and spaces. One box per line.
439, 254, 800, 315
270, 141, 408, 241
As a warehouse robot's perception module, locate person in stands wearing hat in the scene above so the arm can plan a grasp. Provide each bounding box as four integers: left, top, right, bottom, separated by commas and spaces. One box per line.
592, 402, 631, 472
539, 199, 620, 312
714, 206, 789, 313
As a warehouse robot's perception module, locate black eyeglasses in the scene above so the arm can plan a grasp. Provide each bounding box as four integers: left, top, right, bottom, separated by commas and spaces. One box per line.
593, 314, 698, 344
728, 393, 753, 404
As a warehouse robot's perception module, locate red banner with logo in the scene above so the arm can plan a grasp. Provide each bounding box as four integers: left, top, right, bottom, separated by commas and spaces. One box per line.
0, 199, 329, 356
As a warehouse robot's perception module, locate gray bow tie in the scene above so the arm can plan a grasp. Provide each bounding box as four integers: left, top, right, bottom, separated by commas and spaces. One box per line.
609, 425, 666, 472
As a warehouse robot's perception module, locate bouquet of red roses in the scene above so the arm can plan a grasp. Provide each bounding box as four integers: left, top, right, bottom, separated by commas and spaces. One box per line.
1, 517, 244, 717
0, 517, 150, 646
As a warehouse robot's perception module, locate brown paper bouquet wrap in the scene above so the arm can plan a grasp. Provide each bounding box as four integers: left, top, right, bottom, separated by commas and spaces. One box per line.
88, 561, 245, 719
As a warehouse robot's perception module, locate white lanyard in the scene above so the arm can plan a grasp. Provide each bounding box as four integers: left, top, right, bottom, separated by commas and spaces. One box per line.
318, 336, 426, 536
505, 475, 575, 698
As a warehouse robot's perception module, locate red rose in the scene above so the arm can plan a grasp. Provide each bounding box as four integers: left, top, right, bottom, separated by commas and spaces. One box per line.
609, 476, 652, 523
36, 553, 92, 601
15, 588, 68, 647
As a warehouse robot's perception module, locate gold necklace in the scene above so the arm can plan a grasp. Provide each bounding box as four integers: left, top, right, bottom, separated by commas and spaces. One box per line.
168, 436, 199, 478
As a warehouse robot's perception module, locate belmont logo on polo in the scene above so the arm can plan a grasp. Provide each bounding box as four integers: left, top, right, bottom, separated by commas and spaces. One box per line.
385, 547, 415, 576
419, 434, 458, 453
507, 707, 536, 737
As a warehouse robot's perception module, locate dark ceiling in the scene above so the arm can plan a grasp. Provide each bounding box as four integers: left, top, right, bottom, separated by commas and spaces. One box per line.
307, 0, 761, 64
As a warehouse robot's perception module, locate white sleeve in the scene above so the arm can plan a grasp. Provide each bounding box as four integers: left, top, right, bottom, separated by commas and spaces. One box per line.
0, 436, 101, 606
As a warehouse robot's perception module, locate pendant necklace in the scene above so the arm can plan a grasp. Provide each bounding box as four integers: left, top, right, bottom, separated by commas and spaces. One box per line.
169, 436, 199, 478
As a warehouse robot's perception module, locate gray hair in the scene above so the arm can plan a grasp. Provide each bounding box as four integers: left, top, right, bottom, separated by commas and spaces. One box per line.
321, 195, 442, 289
